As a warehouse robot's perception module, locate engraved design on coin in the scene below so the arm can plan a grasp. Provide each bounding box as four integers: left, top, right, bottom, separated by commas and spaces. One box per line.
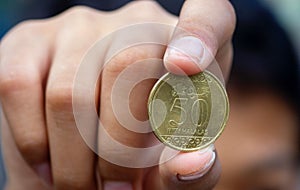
148, 71, 229, 151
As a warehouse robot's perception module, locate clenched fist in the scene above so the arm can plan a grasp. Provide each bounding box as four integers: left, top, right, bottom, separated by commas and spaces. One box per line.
0, 1, 236, 190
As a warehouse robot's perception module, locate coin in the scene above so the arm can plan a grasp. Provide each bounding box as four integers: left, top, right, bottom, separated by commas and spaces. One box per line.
148, 71, 229, 151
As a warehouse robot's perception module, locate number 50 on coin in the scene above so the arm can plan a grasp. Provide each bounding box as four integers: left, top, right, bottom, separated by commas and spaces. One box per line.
148, 71, 229, 151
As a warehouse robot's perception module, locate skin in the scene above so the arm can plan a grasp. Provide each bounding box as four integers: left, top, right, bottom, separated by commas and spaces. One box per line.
2, 1, 296, 190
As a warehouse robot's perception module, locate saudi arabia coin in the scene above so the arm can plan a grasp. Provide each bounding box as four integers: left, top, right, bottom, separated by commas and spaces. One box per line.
148, 71, 229, 151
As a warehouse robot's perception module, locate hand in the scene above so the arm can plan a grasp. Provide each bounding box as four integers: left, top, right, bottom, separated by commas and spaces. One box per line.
0, 1, 236, 190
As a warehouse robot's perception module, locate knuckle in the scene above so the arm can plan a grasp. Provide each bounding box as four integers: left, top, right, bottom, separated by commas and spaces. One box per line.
46, 84, 74, 113
104, 47, 149, 74
15, 134, 47, 164
131, 1, 160, 13
5, 20, 42, 38
0, 20, 44, 48
0, 67, 40, 95
15, 20, 43, 32
120, 1, 164, 21
57, 6, 100, 33
63, 6, 97, 20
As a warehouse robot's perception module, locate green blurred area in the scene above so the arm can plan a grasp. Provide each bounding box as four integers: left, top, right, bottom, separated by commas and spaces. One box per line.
262, 0, 300, 55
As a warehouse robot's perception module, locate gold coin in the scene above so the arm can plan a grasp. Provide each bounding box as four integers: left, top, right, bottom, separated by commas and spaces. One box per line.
148, 71, 229, 151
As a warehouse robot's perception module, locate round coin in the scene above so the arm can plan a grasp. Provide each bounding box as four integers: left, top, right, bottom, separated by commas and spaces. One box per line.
148, 71, 229, 151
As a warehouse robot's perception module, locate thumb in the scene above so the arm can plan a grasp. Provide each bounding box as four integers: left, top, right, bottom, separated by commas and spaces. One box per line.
164, 0, 236, 75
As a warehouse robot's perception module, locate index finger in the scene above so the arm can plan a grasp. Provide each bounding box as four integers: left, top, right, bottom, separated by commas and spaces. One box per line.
164, 0, 236, 75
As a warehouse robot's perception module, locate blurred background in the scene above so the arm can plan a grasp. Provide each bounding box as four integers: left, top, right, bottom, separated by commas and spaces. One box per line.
0, 0, 299, 189
262, 0, 300, 63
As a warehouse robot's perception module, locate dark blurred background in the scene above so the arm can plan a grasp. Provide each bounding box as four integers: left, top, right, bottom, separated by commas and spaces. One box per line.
0, 0, 299, 189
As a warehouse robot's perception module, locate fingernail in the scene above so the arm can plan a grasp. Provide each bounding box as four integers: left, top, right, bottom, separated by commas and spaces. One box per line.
104, 181, 133, 190
177, 145, 216, 181
33, 162, 52, 186
164, 36, 205, 66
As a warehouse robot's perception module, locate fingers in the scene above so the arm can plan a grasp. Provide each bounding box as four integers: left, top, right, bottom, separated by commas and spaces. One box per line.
164, 0, 236, 75
145, 146, 221, 190
98, 44, 165, 188
1, 112, 50, 190
96, 4, 175, 186
0, 21, 52, 169
45, 7, 101, 190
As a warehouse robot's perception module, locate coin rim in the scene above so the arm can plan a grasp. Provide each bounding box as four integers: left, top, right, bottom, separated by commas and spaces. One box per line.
147, 71, 229, 152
